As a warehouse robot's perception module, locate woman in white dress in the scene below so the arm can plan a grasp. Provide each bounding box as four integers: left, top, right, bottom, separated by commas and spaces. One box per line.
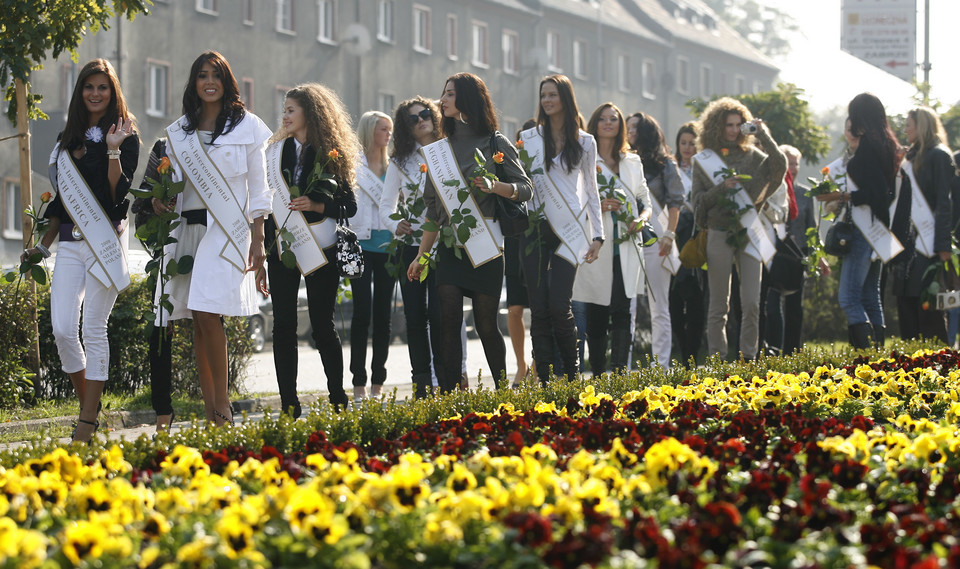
152, 51, 272, 426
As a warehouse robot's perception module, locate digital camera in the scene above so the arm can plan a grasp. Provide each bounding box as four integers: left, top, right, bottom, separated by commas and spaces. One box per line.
740, 122, 759, 135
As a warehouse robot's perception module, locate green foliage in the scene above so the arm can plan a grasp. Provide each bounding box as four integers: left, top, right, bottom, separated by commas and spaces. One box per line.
0, 282, 38, 408
686, 83, 832, 165
800, 267, 845, 342
1, 0, 151, 125
698, 0, 799, 58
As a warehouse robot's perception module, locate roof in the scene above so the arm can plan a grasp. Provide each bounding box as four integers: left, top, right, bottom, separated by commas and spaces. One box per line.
539, 0, 668, 46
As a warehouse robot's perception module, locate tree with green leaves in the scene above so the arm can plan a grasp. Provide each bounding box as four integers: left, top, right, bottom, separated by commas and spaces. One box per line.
686, 83, 832, 165
1, 0, 150, 382
699, 0, 799, 59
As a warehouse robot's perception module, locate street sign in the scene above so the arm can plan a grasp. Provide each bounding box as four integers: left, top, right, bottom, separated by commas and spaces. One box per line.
841, 0, 916, 82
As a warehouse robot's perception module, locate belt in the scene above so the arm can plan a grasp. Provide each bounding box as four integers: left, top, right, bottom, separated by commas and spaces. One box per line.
60, 220, 124, 242
182, 209, 207, 226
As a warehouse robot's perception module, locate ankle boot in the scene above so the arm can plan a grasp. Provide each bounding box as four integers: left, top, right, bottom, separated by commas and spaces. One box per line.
848, 322, 873, 350
412, 373, 431, 399
872, 324, 886, 350
609, 329, 632, 373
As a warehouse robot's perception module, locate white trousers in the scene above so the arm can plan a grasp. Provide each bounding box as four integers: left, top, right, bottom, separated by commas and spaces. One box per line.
643, 246, 673, 368
50, 240, 123, 381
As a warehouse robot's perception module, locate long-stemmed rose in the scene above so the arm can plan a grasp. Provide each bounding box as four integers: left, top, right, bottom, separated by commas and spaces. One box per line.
273, 149, 340, 269
384, 163, 429, 278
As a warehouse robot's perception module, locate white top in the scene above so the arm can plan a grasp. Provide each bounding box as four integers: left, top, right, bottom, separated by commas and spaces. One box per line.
352, 154, 388, 239
525, 127, 604, 240
379, 148, 427, 241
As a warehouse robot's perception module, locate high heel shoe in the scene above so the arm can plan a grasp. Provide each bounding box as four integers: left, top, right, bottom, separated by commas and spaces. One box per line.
72, 418, 99, 444
155, 410, 176, 434
214, 409, 234, 427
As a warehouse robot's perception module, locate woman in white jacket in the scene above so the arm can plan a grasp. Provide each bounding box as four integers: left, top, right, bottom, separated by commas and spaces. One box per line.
152, 51, 272, 426
379, 97, 443, 398
573, 103, 650, 373
350, 111, 395, 401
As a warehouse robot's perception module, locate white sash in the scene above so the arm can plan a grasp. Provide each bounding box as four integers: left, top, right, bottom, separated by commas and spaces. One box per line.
521, 129, 591, 266
166, 122, 249, 271
826, 157, 904, 262
419, 139, 503, 267
694, 149, 776, 264
265, 141, 328, 274
393, 158, 427, 233
643, 177, 682, 275
900, 161, 936, 258
598, 162, 644, 265
55, 148, 130, 291
356, 163, 385, 204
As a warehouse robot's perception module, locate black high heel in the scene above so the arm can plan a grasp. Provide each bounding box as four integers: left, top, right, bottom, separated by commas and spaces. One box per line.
156, 410, 176, 433
214, 409, 234, 426
72, 418, 99, 443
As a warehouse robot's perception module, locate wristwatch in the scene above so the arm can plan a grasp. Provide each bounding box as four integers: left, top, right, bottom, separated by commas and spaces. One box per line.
592, 236, 605, 244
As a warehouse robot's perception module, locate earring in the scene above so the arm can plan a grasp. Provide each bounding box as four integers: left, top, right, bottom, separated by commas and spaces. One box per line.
458, 112, 467, 124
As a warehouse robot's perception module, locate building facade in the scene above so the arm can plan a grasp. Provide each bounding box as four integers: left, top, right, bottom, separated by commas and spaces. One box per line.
0, 0, 777, 266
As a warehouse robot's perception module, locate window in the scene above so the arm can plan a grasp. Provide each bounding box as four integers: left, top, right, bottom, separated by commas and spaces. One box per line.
734, 75, 746, 94
598, 47, 606, 85
573, 40, 587, 79
413, 5, 431, 53
378, 93, 395, 114
502, 30, 519, 75
641, 59, 656, 99
275, 86, 291, 125
617, 55, 629, 92
446, 15, 458, 60
243, 0, 254, 24
146, 61, 169, 117
3, 179, 22, 240
676, 57, 690, 94
276, 0, 294, 33
61, 65, 76, 109
699, 64, 712, 98
753, 80, 762, 94
317, 0, 335, 43
378, 0, 394, 42
471, 21, 488, 67
242, 78, 255, 111
546, 30, 561, 72
195, 0, 217, 15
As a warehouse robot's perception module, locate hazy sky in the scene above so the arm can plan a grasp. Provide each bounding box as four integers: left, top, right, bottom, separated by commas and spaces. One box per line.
765, 0, 958, 114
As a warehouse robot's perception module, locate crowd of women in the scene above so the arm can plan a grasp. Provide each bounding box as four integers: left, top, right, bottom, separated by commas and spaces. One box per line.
24, 51, 957, 443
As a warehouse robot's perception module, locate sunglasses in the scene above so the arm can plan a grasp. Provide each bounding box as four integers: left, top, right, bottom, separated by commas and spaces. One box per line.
408, 109, 433, 125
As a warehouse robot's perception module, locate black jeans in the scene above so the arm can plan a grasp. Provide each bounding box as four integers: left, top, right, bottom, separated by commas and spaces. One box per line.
268, 247, 347, 407
897, 295, 947, 343
149, 323, 173, 416
350, 251, 396, 387
520, 225, 580, 383
670, 271, 705, 365
766, 286, 804, 355
585, 260, 633, 373
398, 245, 444, 397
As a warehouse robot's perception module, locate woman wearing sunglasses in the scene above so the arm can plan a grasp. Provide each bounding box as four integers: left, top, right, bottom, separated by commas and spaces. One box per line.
380, 97, 444, 398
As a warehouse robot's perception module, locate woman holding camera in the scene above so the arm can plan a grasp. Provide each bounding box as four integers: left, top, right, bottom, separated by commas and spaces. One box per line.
691, 97, 786, 361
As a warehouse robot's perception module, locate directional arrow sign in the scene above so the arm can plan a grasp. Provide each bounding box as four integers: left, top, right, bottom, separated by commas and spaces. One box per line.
841, 0, 916, 82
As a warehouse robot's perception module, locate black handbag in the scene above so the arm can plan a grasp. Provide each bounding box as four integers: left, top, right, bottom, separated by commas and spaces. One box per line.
824, 203, 854, 257
489, 133, 529, 237
335, 205, 364, 278
768, 234, 807, 294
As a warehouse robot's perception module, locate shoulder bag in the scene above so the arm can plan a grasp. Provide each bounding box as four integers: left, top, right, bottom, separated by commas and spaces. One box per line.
489, 132, 529, 237
823, 202, 854, 257
336, 205, 365, 278
768, 234, 807, 294
679, 227, 708, 268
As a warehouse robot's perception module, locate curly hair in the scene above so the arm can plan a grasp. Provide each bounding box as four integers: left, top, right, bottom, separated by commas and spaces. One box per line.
61, 59, 135, 151
181, 51, 245, 145
586, 103, 628, 171
697, 97, 754, 153
627, 111, 673, 176
391, 96, 441, 164
271, 83, 359, 187
674, 121, 699, 165
537, 74, 584, 173
440, 73, 499, 138
908, 106, 949, 176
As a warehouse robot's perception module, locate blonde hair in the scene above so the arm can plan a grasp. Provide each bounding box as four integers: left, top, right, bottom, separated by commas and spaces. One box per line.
357, 110, 392, 173
697, 97, 754, 153
908, 106, 949, 175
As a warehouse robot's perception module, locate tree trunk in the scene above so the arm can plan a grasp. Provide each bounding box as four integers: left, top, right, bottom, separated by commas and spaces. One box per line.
15, 79, 41, 388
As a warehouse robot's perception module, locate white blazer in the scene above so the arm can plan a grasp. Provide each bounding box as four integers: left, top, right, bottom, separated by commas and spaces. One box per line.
159, 113, 272, 321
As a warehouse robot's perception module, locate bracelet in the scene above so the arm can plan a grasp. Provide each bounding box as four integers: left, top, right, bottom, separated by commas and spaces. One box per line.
106, 148, 121, 160
662, 230, 676, 240
510, 183, 519, 200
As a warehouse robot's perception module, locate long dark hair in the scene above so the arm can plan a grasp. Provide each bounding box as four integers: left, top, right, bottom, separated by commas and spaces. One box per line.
848, 93, 900, 185
629, 111, 671, 177
586, 102, 628, 171
536, 74, 584, 173
181, 51, 245, 144
440, 73, 498, 138
61, 59, 132, 151
391, 96, 441, 164
674, 121, 699, 165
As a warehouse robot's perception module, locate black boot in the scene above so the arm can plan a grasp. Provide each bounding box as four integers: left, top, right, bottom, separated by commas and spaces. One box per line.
872, 324, 886, 351
412, 373, 431, 399
608, 329, 632, 373
848, 322, 873, 350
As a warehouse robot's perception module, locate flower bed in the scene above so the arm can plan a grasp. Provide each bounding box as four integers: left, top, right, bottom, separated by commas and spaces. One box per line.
2, 349, 960, 567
